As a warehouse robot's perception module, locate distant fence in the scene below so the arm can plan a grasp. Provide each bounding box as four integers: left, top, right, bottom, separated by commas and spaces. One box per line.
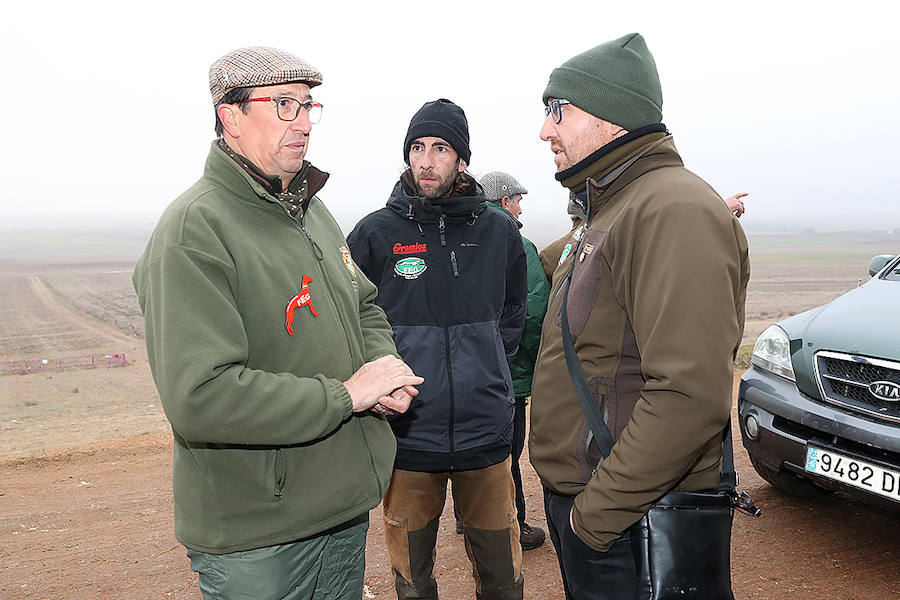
1, 353, 128, 376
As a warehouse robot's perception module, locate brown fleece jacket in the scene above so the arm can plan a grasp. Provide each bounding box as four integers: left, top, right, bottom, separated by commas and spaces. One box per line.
529, 133, 749, 552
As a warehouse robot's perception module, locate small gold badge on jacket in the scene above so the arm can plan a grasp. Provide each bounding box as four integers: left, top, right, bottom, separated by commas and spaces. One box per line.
340, 246, 357, 277
579, 243, 595, 262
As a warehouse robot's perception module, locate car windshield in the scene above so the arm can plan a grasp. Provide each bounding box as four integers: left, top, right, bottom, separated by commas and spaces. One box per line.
883, 256, 900, 282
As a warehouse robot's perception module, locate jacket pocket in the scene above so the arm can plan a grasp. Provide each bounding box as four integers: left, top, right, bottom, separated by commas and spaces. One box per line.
390, 324, 450, 453
575, 376, 616, 483
449, 322, 515, 451
590, 376, 617, 438
383, 509, 413, 582
267, 448, 286, 498
563, 229, 608, 337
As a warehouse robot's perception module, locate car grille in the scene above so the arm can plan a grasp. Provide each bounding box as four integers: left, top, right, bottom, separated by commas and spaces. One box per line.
815, 350, 900, 423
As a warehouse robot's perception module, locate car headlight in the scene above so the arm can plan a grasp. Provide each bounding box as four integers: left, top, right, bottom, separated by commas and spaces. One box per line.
750, 325, 796, 381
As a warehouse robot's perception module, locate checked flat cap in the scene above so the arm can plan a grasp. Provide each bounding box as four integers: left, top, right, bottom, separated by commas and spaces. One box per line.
480, 171, 529, 203
209, 46, 322, 105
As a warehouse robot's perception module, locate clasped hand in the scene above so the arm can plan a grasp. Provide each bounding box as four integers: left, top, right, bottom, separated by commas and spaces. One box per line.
343, 355, 423, 415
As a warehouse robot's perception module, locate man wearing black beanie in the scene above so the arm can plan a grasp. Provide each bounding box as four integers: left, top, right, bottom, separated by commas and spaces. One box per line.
403, 98, 471, 168
529, 34, 751, 598
348, 99, 528, 600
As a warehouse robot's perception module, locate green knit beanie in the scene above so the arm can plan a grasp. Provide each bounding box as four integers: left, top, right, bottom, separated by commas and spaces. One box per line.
542, 33, 662, 131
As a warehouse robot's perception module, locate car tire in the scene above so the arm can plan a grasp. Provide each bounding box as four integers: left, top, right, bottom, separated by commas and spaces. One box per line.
749, 454, 832, 499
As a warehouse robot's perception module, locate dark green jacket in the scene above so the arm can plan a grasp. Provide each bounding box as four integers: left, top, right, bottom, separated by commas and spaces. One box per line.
133, 142, 398, 554
489, 204, 550, 397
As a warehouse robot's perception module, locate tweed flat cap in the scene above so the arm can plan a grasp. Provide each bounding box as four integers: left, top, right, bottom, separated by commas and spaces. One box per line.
480, 171, 528, 203
209, 46, 322, 105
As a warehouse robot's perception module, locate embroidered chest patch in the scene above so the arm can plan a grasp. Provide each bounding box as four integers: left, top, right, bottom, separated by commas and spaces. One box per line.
559, 224, 588, 265
285, 275, 318, 335
393, 242, 427, 254
339, 246, 356, 277
394, 257, 427, 279
558, 243, 573, 265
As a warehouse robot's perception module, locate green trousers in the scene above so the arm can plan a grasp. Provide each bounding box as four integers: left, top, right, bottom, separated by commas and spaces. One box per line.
187, 515, 368, 600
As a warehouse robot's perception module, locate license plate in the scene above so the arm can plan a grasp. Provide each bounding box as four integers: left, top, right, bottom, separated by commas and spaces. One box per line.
805, 446, 900, 502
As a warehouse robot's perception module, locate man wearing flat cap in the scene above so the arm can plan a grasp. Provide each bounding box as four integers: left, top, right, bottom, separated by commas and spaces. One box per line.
529, 33, 750, 597
480, 171, 550, 552
133, 46, 423, 599
348, 99, 528, 600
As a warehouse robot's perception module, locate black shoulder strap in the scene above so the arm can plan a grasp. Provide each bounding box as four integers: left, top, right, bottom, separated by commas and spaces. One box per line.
558, 238, 736, 493
559, 244, 616, 457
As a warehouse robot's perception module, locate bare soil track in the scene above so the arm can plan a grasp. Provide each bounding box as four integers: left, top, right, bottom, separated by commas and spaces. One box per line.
3, 401, 899, 600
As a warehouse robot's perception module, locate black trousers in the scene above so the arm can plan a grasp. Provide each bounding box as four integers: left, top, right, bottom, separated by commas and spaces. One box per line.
543, 488, 637, 600
511, 396, 527, 524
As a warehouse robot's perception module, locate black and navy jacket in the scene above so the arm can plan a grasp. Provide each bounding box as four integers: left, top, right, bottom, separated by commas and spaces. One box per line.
347, 175, 528, 472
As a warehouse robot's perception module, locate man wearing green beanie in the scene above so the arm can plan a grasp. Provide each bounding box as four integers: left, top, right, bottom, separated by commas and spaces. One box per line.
529, 33, 750, 598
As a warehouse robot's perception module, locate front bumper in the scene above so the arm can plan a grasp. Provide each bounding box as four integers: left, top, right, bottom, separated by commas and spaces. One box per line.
738, 366, 900, 488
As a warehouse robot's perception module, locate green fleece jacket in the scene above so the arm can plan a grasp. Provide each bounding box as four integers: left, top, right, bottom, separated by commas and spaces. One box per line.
133, 142, 398, 554
530, 132, 749, 552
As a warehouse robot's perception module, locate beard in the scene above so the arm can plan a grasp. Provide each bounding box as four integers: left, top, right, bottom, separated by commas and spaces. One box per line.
413, 169, 458, 199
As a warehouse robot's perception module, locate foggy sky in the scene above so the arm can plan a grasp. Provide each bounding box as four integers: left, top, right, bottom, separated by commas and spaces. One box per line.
3, 1, 898, 249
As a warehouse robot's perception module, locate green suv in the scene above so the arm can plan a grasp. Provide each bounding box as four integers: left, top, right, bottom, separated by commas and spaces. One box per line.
738, 254, 900, 505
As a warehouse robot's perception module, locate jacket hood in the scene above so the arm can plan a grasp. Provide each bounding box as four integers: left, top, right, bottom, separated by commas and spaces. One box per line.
386, 172, 487, 224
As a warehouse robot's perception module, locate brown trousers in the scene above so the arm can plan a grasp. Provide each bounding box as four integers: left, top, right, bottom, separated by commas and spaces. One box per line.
382, 457, 524, 600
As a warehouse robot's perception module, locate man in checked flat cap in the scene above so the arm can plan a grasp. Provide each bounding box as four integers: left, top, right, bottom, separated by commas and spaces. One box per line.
529, 33, 749, 597
479, 171, 550, 552
133, 46, 423, 599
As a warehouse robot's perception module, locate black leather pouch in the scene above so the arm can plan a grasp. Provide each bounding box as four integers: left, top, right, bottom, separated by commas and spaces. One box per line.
630, 490, 735, 600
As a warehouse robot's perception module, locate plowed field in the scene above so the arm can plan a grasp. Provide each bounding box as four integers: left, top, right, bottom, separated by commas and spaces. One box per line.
2, 231, 900, 599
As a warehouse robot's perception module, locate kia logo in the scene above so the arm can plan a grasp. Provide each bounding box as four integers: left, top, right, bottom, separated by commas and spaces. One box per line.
869, 380, 900, 402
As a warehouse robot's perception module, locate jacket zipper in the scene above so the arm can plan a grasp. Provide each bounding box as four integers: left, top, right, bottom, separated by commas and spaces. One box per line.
261, 192, 355, 367
444, 325, 456, 468
546, 225, 587, 329
296, 204, 386, 496
442, 215, 459, 467
294, 209, 354, 360
280, 198, 385, 495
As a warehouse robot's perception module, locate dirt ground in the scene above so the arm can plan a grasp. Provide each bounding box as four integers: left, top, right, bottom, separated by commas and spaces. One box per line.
3, 235, 900, 599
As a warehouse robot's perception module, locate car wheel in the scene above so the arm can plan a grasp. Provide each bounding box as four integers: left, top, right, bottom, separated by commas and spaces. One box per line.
749, 454, 832, 499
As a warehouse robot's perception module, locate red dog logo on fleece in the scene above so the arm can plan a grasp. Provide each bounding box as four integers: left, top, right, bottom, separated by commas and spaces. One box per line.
285, 275, 318, 335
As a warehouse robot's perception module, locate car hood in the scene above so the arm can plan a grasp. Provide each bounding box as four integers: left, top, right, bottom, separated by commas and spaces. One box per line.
781, 279, 900, 359
780, 278, 900, 399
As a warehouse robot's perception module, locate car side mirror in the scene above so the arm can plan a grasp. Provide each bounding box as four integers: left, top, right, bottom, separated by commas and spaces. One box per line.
868, 254, 895, 277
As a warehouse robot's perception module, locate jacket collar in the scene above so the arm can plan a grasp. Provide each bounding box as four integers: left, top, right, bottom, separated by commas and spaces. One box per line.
558, 128, 681, 222
486, 201, 523, 230
557, 123, 668, 194
209, 140, 330, 218
388, 170, 486, 224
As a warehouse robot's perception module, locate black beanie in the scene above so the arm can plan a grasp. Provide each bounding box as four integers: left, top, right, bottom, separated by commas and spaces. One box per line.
403, 99, 471, 166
